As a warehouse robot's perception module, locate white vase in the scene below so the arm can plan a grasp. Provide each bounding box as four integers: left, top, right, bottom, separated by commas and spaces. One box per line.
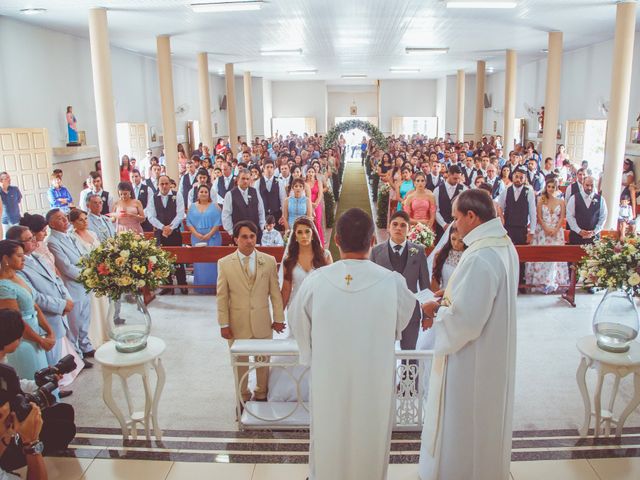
593, 288, 639, 353
107, 293, 151, 353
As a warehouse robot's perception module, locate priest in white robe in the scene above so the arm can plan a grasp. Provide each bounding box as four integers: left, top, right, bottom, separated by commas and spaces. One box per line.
290, 208, 417, 480
419, 189, 519, 480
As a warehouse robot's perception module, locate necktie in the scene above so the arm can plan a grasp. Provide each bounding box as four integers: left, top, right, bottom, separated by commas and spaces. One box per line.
393, 244, 402, 257
242, 256, 254, 284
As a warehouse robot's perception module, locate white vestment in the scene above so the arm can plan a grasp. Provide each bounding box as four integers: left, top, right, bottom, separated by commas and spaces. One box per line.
290, 259, 416, 480
419, 218, 519, 480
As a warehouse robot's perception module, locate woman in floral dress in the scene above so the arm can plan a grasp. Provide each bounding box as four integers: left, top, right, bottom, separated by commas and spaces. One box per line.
525, 177, 569, 293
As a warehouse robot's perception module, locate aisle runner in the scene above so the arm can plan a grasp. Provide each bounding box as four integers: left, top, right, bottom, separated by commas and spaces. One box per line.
329, 163, 372, 259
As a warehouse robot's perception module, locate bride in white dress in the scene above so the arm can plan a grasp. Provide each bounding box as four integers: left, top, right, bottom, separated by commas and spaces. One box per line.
268, 216, 332, 402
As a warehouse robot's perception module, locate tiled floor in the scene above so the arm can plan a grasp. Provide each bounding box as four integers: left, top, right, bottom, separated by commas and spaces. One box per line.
15, 457, 640, 479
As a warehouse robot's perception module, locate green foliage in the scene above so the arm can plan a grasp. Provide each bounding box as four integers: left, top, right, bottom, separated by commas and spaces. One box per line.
324, 189, 336, 228
323, 119, 387, 151
376, 183, 390, 229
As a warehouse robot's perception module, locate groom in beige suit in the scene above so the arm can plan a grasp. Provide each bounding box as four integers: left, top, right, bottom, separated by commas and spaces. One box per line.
217, 220, 285, 401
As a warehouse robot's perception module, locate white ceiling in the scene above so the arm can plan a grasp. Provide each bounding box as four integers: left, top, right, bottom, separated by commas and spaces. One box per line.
1, 0, 638, 80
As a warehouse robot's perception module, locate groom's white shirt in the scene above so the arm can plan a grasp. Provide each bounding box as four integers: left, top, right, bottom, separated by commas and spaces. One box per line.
290, 259, 415, 480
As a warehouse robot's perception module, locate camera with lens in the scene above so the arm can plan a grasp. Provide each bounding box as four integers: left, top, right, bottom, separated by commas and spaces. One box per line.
3, 355, 76, 422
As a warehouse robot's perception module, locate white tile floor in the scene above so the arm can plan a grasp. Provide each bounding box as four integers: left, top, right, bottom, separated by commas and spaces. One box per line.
15, 457, 640, 480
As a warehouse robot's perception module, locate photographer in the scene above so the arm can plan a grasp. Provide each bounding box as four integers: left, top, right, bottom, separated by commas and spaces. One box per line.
0, 309, 75, 475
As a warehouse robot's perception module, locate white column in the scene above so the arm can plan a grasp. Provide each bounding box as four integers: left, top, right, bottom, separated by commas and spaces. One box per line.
503, 49, 517, 152
243, 71, 253, 143
542, 32, 563, 163
197, 52, 213, 149
474, 60, 486, 142
225, 63, 238, 155
88, 8, 119, 198
156, 35, 178, 180
601, 0, 637, 230
456, 69, 465, 142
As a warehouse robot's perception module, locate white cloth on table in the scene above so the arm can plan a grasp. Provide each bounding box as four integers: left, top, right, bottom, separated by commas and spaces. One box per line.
419, 218, 518, 480
290, 260, 415, 480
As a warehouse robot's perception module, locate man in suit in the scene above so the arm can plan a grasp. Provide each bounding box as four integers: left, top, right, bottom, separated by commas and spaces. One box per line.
254, 160, 285, 229
79, 172, 113, 215
426, 160, 443, 192
370, 210, 429, 352
86, 194, 115, 242
46, 208, 94, 366
145, 175, 187, 295
131, 169, 152, 231
434, 165, 466, 240
217, 220, 285, 402
7, 226, 73, 370
145, 164, 161, 196
213, 161, 236, 206
566, 176, 608, 246
178, 159, 198, 208
221, 169, 266, 244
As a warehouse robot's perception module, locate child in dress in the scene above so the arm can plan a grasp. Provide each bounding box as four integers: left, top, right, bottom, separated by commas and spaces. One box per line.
618, 196, 636, 239
261, 215, 284, 246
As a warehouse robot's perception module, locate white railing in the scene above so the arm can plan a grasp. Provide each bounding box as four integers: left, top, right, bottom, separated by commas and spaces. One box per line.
230, 339, 433, 431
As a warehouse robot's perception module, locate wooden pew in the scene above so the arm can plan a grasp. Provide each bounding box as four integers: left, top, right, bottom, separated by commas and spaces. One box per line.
143, 246, 285, 304
143, 230, 234, 245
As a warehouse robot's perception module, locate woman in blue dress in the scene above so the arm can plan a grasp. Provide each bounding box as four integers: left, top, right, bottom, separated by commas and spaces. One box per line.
395, 166, 415, 211
0, 240, 54, 378
283, 178, 312, 233
186, 184, 222, 294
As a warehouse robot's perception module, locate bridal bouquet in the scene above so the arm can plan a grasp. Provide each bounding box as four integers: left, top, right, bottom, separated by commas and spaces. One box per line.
78, 231, 175, 301
407, 222, 435, 248
578, 235, 640, 295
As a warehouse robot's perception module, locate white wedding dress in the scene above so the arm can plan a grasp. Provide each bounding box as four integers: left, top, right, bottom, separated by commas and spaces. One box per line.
268, 256, 327, 402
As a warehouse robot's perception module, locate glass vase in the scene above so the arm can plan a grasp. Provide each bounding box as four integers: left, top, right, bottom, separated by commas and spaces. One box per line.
107, 293, 151, 353
592, 288, 639, 353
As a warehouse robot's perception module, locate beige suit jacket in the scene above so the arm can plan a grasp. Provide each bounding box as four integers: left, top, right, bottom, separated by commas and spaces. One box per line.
216, 250, 285, 339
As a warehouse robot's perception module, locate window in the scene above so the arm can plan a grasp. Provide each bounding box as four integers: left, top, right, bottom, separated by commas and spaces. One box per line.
391, 117, 438, 139
271, 117, 316, 136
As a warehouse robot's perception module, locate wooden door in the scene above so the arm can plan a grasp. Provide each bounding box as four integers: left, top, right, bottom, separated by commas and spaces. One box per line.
116, 122, 149, 163
0, 128, 52, 214
565, 120, 586, 162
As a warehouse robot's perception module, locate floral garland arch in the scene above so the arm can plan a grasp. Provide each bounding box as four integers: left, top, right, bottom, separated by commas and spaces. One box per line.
323, 119, 388, 151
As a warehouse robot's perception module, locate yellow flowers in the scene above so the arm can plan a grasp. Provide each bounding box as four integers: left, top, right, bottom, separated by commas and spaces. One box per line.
629, 273, 640, 287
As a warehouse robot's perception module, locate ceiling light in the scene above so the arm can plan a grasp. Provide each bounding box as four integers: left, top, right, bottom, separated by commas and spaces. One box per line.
389, 68, 420, 73
260, 49, 302, 56
341, 74, 368, 79
486, 66, 495, 73
190, 1, 263, 13
288, 69, 317, 75
405, 47, 449, 55
446, 1, 517, 8
19, 8, 47, 15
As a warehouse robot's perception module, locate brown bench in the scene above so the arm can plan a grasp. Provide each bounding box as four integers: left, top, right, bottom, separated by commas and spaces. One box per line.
143, 230, 234, 245
143, 246, 285, 304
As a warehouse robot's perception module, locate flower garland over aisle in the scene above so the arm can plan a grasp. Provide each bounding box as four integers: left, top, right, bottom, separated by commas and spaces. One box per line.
323, 119, 388, 151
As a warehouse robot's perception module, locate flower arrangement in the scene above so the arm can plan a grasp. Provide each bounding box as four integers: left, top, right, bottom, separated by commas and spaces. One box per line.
578, 236, 640, 296
407, 222, 435, 248
78, 231, 175, 301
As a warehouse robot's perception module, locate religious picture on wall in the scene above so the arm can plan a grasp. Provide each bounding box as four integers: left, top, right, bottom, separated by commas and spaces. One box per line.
632, 127, 639, 144
350, 105, 358, 116
150, 126, 158, 143
66, 105, 79, 146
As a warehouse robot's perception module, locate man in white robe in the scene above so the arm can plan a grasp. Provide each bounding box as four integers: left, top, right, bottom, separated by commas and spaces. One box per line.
419, 189, 519, 480
290, 208, 417, 480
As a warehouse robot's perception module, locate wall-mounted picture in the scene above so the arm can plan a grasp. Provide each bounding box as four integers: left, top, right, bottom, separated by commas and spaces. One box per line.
631, 127, 639, 143
150, 126, 158, 143
350, 105, 357, 116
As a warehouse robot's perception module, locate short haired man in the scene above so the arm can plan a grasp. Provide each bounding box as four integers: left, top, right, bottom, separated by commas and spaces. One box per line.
144, 175, 187, 294
0, 172, 22, 237
433, 165, 467, 239
221, 169, 266, 243
216, 221, 285, 402
212, 162, 236, 206
566, 176, 607, 246
254, 160, 286, 229
289, 208, 416, 480
86, 195, 115, 243
419, 188, 518, 480
178, 160, 198, 207
370, 210, 429, 352
79, 172, 112, 215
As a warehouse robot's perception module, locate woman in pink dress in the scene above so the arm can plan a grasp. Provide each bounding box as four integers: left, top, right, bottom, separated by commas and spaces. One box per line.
403, 172, 436, 229
305, 166, 325, 247
112, 182, 145, 234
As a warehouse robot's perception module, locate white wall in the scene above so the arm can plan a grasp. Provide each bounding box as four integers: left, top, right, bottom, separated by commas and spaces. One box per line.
379, 80, 438, 134
0, 17, 250, 161
484, 34, 640, 146
436, 77, 447, 138
327, 92, 377, 127
271, 81, 328, 134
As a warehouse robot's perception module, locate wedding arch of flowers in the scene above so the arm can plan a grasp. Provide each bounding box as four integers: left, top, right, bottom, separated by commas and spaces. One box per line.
323, 119, 388, 150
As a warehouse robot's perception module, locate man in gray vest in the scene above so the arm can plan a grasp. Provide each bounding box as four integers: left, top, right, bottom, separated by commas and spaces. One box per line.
221, 169, 265, 244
